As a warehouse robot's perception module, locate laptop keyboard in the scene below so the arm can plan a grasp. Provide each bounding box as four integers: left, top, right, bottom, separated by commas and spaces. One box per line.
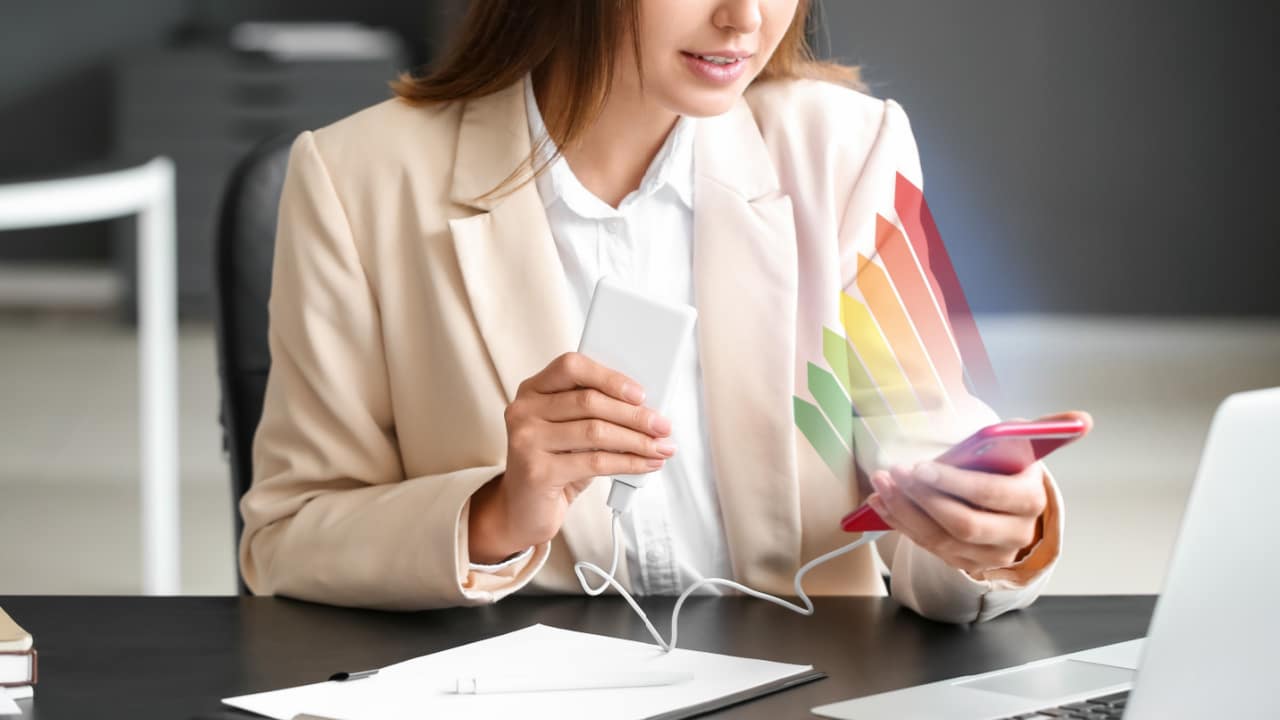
999, 690, 1129, 719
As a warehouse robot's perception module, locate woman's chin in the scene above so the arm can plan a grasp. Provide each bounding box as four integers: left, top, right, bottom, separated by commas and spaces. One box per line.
667, 89, 746, 118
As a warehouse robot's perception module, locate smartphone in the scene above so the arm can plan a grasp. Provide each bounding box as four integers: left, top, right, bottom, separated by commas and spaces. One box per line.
840, 417, 1089, 533
577, 276, 697, 511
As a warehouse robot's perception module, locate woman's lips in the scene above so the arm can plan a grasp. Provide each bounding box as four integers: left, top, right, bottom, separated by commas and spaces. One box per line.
680, 51, 751, 84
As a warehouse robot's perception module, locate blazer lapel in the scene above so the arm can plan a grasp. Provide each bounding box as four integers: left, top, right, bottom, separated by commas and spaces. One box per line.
693, 98, 802, 593
448, 82, 577, 403
447, 81, 622, 583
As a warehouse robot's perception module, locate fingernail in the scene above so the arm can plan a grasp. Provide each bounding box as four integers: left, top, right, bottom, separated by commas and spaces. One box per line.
870, 472, 889, 495
867, 495, 886, 514
656, 440, 677, 456
646, 458, 664, 468
651, 414, 672, 434
914, 463, 939, 484
623, 383, 646, 404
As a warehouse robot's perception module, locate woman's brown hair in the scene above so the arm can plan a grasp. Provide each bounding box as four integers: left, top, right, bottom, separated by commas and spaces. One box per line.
391, 0, 861, 200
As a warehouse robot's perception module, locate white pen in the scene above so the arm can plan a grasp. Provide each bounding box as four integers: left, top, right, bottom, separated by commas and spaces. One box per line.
447, 670, 694, 695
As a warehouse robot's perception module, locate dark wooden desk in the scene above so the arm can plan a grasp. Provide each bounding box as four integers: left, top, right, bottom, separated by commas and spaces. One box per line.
0, 595, 1154, 719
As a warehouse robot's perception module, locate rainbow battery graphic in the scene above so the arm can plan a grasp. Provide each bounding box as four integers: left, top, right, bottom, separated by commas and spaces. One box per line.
794, 173, 999, 483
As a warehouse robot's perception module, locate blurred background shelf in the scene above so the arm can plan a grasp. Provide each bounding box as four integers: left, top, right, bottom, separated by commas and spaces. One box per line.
112, 46, 405, 320
0, 0, 462, 320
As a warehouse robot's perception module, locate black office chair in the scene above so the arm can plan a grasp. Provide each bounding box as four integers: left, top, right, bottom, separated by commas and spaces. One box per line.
213, 132, 295, 593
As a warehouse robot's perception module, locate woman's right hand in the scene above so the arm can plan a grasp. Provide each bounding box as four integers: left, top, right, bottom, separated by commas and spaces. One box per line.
467, 352, 676, 564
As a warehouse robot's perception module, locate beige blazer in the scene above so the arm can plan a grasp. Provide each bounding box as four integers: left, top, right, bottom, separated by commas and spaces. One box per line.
240, 76, 1064, 623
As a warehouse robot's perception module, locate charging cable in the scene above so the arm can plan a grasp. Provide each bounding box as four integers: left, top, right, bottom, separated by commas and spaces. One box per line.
574, 509, 887, 652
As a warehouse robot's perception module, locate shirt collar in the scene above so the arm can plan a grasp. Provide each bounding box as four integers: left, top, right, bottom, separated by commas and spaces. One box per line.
523, 73, 694, 216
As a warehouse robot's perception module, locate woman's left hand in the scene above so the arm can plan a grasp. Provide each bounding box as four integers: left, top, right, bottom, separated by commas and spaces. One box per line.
866, 459, 1047, 580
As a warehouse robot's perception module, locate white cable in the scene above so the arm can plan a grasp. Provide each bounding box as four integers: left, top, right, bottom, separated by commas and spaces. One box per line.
574, 509, 887, 653
573, 513, 623, 596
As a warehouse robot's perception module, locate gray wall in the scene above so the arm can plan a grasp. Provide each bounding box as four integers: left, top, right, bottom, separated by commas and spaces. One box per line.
2, 1, 1275, 314
818, 0, 1278, 314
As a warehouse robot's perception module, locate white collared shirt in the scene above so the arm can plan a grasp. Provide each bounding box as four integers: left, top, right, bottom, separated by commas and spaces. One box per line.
468, 74, 733, 595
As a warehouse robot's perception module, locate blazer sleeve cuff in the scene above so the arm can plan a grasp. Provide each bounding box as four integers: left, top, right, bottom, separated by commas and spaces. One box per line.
467, 545, 535, 573
453, 486, 551, 601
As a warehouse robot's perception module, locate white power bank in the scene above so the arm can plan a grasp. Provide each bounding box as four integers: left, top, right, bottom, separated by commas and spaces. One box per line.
576, 276, 697, 512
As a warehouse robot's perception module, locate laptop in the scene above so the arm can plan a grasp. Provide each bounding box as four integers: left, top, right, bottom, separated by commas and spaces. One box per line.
813, 387, 1280, 719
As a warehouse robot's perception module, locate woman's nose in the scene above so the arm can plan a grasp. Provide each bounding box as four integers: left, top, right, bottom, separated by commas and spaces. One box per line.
712, 0, 763, 34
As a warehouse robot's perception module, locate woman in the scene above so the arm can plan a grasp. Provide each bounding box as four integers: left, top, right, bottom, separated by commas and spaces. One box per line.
240, 0, 1072, 623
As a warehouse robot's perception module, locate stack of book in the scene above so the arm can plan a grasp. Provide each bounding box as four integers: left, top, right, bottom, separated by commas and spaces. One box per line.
0, 607, 36, 707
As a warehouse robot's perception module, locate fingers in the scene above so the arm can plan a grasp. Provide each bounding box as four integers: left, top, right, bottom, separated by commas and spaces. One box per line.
868, 471, 1022, 574
542, 418, 676, 458
525, 352, 646, 405
541, 387, 672, 437
867, 473, 947, 548
562, 450, 667, 479
1037, 410, 1094, 433
890, 467, 1036, 550
903, 461, 1047, 517
521, 355, 675, 458
513, 442, 668, 484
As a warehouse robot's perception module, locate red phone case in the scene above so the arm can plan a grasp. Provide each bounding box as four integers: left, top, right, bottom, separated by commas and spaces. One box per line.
840, 419, 1087, 533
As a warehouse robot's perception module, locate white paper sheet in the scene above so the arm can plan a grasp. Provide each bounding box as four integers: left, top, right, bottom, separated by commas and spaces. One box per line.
0, 687, 21, 715
2, 687, 30, 702
223, 623, 813, 720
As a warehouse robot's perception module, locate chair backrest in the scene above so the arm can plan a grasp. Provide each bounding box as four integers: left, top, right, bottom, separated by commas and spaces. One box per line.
213, 133, 294, 593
